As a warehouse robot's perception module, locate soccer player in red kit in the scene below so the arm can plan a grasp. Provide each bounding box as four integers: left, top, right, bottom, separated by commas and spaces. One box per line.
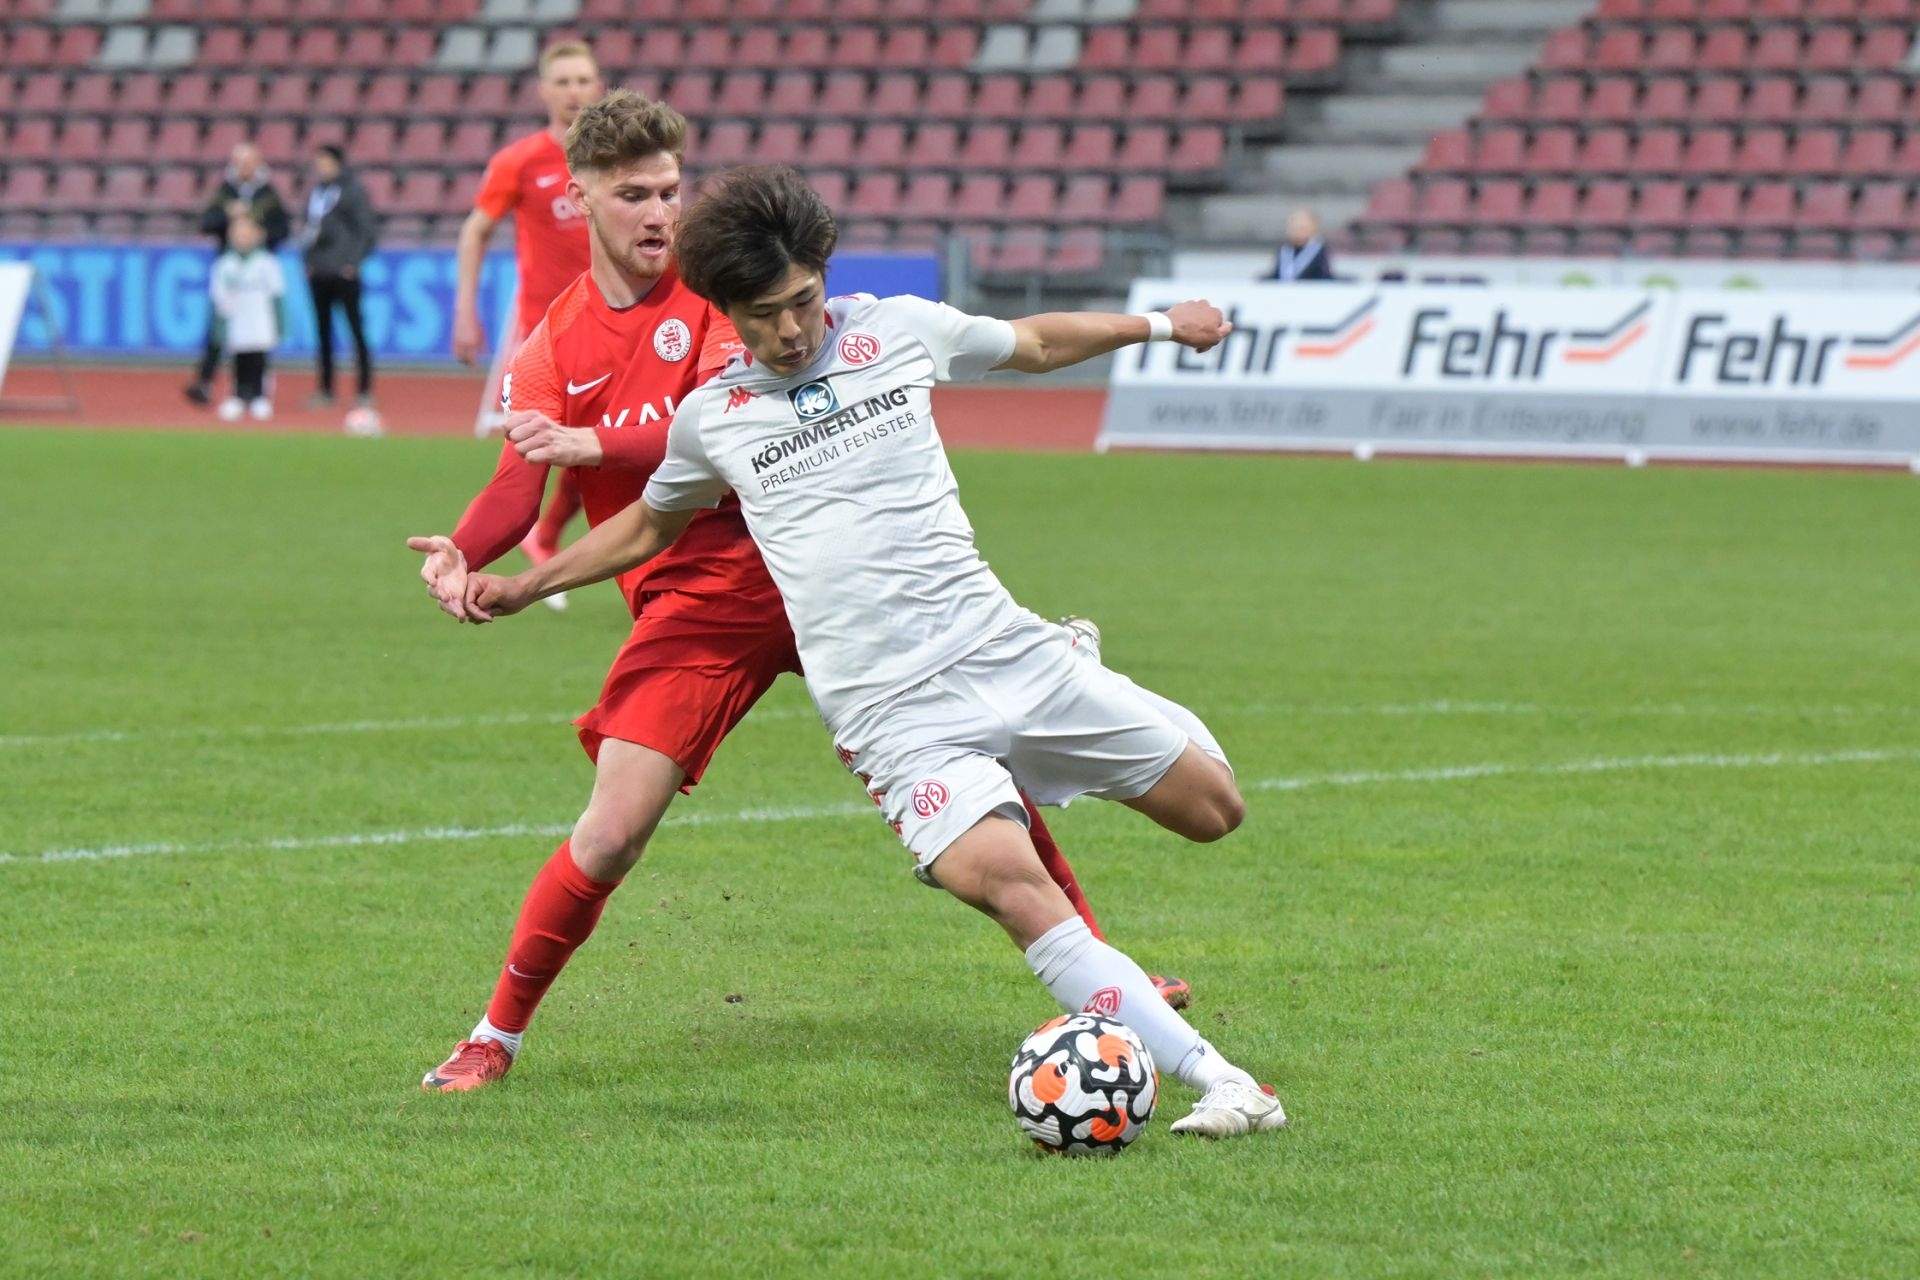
452, 38, 603, 600
409, 92, 1154, 1093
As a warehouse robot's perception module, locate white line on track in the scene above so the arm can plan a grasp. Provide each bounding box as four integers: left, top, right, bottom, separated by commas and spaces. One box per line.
6, 747, 1914, 868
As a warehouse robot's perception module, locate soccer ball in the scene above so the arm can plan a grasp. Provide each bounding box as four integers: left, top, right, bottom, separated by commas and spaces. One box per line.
1008, 1013, 1156, 1156
343, 406, 384, 437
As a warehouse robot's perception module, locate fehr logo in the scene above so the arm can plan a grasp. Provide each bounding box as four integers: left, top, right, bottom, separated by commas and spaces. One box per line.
654, 318, 692, 363
839, 332, 881, 366
1083, 987, 1123, 1017
1295, 297, 1378, 359
1679, 308, 1920, 388
1403, 299, 1652, 380
910, 779, 949, 819
788, 379, 839, 421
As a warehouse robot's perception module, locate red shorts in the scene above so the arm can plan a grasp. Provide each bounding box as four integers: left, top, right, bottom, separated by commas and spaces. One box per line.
574, 587, 801, 791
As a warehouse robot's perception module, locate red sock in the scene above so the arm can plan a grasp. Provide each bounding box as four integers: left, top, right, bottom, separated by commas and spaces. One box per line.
1024, 798, 1104, 940
484, 841, 620, 1034
533, 471, 582, 550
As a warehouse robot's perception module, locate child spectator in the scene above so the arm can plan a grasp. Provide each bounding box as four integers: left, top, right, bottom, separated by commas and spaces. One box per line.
209, 213, 286, 422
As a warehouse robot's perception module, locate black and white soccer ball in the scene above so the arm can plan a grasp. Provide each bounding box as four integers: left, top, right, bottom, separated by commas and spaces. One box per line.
1008, 1013, 1157, 1156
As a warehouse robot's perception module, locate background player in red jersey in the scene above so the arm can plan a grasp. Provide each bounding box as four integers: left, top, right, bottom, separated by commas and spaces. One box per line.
409, 93, 1171, 1093
452, 39, 603, 601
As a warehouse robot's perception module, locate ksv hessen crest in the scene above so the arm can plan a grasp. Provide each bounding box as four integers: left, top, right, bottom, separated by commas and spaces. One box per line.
788, 379, 840, 421
654, 318, 692, 362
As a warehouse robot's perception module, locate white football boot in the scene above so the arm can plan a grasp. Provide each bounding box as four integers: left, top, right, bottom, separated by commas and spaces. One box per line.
1060, 615, 1102, 663
1169, 1080, 1288, 1138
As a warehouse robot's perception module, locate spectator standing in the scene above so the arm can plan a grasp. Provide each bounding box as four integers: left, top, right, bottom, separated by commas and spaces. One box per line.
1266, 208, 1334, 282
209, 213, 286, 422
186, 142, 292, 405
301, 143, 378, 409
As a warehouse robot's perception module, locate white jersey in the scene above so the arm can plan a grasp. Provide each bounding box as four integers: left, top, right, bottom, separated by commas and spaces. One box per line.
209, 249, 285, 353
644, 293, 1033, 727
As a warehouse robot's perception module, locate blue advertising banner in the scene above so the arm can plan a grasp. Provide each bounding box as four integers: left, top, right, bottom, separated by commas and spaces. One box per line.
0, 242, 942, 360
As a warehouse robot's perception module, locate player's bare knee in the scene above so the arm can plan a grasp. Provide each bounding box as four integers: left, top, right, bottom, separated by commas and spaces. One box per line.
569, 813, 653, 880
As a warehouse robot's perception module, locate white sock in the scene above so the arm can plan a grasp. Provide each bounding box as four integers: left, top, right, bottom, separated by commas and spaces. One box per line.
1024, 918, 1254, 1092
470, 1016, 522, 1059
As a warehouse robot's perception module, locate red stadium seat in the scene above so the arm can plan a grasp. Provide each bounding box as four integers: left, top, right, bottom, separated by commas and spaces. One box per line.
1851, 76, 1907, 121
715, 71, 766, 115
1538, 27, 1590, 69
1853, 181, 1911, 232
1743, 180, 1798, 229
1838, 128, 1896, 178
1061, 124, 1120, 170
100, 118, 152, 163
1520, 179, 1578, 228
392, 172, 447, 215
816, 71, 868, 116
153, 119, 200, 163
1524, 127, 1578, 174
911, 122, 961, 167
1680, 128, 1736, 175
1798, 181, 1854, 231
151, 168, 200, 210
831, 27, 881, 67
1236, 28, 1286, 71
957, 174, 1012, 220
733, 28, 781, 69
1024, 76, 1076, 120
1414, 178, 1470, 225
1128, 77, 1179, 119
896, 173, 952, 220
809, 170, 849, 212
756, 120, 804, 165
351, 120, 396, 165
1577, 180, 1634, 228
877, 25, 930, 68
931, 27, 978, 66
1420, 130, 1471, 173
957, 123, 1015, 171
1858, 25, 1912, 66
1010, 124, 1066, 170
1532, 77, 1586, 123
857, 122, 907, 168
1688, 180, 1744, 228
1639, 77, 1692, 121
1289, 28, 1340, 75
1233, 78, 1285, 120
702, 121, 752, 166
1472, 127, 1525, 174
1362, 177, 1415, 222
872, 71, 927, 116
1631, 127, 1684, 174
1731, 127, 1788, 176
1798, 76, 1853, 122
1171, 127, 1226, 174
3, 165, 51, 209
1475, 178, 1525, 223
1118, 125, 1172, 170
414, 77, 462, 116
1785, 129, 1841, 177
1057, 175, 1112, 222
1745, 77, 1799, 123
1585, 77, 1638, 123
1576, 128, 1631, 175
1480, 78, 1531, 120
395, 121, 446, 166
1634, 180, 1690, 228
807, 122, 855, 168
1110, 176, 1165, 222
254, 120, 299, 166
448, 122, 498, 164
1180, 77, 1234, 122
119, 73, 165, 114
847, 171, 901, 219
1077, 76, 1129, 119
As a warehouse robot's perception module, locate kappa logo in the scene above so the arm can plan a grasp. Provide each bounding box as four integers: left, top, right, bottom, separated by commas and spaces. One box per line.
788, 379, 839, 421
725, 386, 758, 413
910, 779, 949, 819
839, 332, 881, 366
1083, 987, 1123, 1017
654, 318, 692, 363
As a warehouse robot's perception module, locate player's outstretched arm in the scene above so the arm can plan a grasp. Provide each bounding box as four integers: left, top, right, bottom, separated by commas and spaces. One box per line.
997, 299, 1232, 374
460, 500, 696, 623
406, 535, 471, 621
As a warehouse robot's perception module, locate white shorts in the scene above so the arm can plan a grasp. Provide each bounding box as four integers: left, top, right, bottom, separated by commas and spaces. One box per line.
831, 617, 1210, 880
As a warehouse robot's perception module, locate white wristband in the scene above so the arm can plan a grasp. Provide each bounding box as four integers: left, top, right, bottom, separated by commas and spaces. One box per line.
1139, 311, 1174, 342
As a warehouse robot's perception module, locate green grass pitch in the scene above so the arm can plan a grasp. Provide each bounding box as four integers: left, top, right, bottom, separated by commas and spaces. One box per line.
3, 428, 1916, 1278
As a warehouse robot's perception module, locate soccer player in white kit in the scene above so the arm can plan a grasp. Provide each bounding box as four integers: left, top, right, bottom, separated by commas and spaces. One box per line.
463, 165, 1284, 1138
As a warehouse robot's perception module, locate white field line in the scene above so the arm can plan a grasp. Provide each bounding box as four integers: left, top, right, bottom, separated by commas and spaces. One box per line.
6, 747, 1916, 868
3, 700, 1913, 751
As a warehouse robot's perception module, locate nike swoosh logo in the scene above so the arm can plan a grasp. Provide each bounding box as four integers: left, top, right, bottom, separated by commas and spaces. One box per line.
567, 374, 612, 394
536, 174, 563, 188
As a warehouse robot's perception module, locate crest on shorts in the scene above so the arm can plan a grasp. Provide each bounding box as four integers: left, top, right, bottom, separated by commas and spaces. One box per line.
654, 318, 692, 362
1083, 987, 1123, 1016
910, 779, 949, 819
839, 332, 881, 366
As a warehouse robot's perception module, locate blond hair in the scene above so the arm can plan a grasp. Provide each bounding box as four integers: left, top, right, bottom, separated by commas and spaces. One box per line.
564, 88, 688, 173
538, 39, 597, 77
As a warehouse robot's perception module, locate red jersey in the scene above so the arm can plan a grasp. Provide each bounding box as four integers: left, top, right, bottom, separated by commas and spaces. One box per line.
473, 130, 592, 338
450, 267, 769, 616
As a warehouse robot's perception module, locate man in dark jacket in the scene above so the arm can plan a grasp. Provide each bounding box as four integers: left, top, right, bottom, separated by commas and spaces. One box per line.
1265, 208, 1335, 283
300, 144, 378, 408
186, 141, 293, 405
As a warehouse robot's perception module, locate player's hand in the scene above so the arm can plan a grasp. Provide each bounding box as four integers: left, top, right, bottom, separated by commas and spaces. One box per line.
462, 572, 534, 623
1165, 300, 1233, 354
452, 311, 486, 365
406, 534, 470, 621
507, 411, 604, 467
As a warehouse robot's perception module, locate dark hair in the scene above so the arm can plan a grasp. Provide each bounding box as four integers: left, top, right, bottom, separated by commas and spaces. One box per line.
316, 144, 344, 164
673, 165, 837, 310
565, 89, 686, 174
